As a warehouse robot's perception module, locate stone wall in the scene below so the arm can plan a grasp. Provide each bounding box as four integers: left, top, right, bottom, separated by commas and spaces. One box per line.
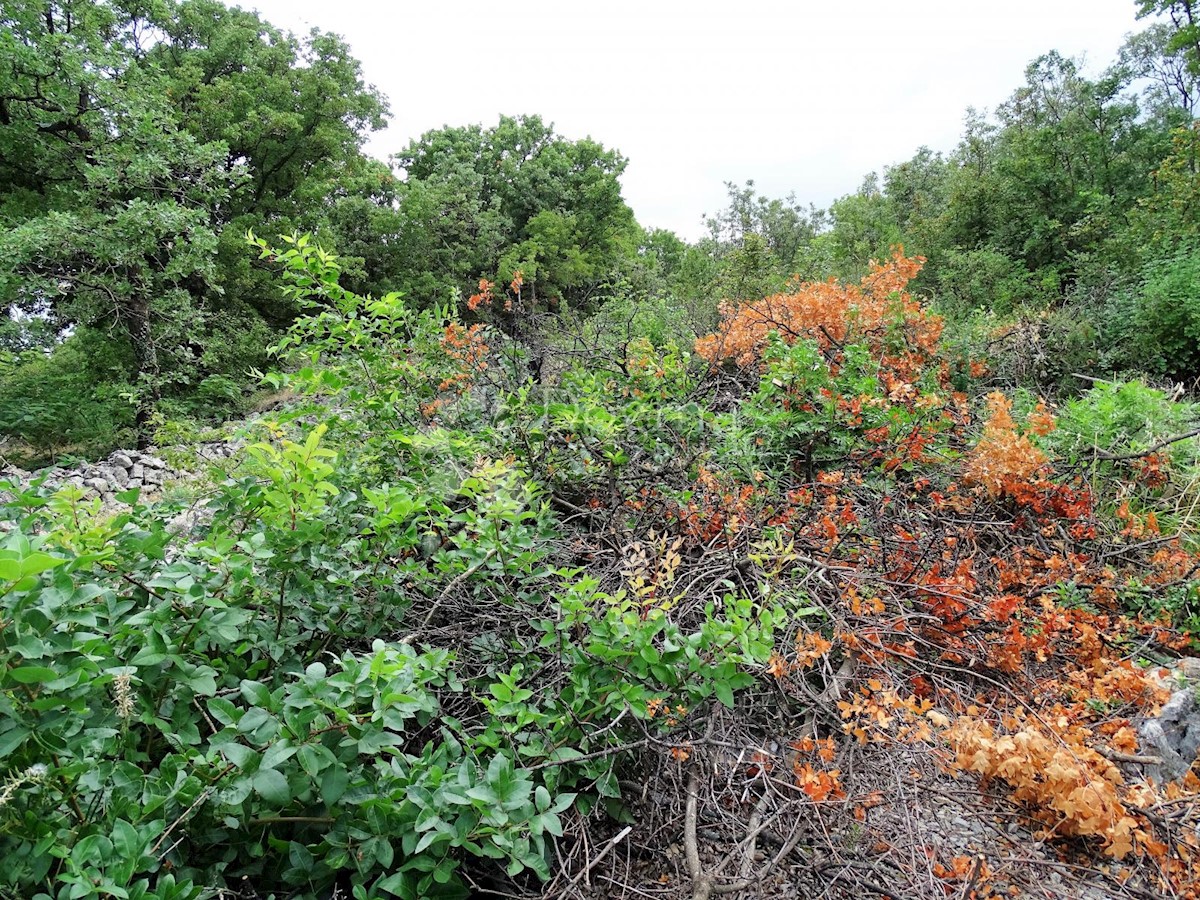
1, 443, 236, 504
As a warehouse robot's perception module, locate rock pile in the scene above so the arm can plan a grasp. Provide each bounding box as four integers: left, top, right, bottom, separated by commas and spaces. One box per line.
1, 449, 171, 503
0, 442, 238, 507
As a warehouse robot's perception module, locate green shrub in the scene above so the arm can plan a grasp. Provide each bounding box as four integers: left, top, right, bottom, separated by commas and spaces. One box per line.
1049, 379, 1199, 468
0, 336, 134, 462
582, 292, 698, 351
721, 335, 950, 482
1129, 244, 1200, 379
0, 236, 780, 899
931, 247, 1059, 317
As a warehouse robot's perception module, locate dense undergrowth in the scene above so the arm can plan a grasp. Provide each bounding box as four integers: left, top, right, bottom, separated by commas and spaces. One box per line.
4, 237, 1200, 899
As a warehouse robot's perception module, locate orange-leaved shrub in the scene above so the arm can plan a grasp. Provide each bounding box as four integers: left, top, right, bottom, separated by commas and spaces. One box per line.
947, 715, 1143, 858
695, 250, 942, 381
961, 392, 1049, 498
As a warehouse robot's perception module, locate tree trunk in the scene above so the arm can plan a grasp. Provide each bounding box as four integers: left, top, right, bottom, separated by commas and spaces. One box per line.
127, 294, 159, 450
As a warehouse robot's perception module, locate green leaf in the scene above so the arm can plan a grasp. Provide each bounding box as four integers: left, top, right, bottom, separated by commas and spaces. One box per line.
207, 698, 239, 726
237, 708, 270, 734
252, 768, 291, 805
111, 819, 142, 861
8, 665, 57, 684
130, 648, 167, 667
297, 744, 325, 777
550, 791, 577, 813
0, 556, 20, 582
432, 858, 457, 885
0, 726, 30, 759
375, 872, 411, 897
465, 784, 498, 805
288, 841, 315, 874
413, 830, 443, 854
218, 743, 255, 769
538, 812, 564, 837
186, 670, 217, 696
713, 680, 735, 709
240, 680, 272, 707
594, 770, 621, 799
488, 682, 512, 703
19, 552, 68, 578
321, 767, 350, 804
261, 741, 296, 770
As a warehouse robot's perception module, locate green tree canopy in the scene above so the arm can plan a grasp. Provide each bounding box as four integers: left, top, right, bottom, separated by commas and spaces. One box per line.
392, 114, 639, 308
0, 0, 388, 447
1138, 1, 1200, 76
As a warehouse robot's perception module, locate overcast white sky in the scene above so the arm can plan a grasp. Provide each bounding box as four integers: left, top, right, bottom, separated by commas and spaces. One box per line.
247, 0, 1145, 239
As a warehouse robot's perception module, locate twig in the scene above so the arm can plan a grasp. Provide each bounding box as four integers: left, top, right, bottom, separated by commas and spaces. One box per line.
152, 763, 235, 856
527, 737, 652, 771
421, 548, 498, 627
819, 860, 906, 900
562, 825, 632, 895
1090, 427, 1200, 463
712, 821, 807, 895
684, 771, 713, 900
120, 572, 189, 617
1096, 747, 1163, 766
736, 793, 771, 879
958, 855, 984, 900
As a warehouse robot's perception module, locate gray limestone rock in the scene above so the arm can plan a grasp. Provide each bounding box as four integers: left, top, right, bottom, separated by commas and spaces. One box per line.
1138, 663, 1200, 783
2, 439, 235, 509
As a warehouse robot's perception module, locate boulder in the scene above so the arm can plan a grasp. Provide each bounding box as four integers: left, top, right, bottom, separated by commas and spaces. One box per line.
1139, 659, 1200, 783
